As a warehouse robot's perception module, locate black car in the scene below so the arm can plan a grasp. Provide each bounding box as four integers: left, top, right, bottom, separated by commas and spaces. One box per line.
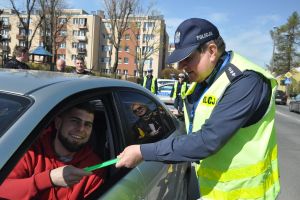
275, 90, 287, 105
289, 93, 300, 113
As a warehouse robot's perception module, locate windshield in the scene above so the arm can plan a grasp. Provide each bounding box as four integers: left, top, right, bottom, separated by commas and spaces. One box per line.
0, 93, 32, 136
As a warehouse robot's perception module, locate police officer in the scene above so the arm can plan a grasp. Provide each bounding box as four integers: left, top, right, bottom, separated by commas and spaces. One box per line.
143, 68, 158, 94
116, 18, 280, 199
170, 73, 188, 116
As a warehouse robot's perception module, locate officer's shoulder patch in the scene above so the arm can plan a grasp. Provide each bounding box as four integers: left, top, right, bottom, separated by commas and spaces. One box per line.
201, 95, 217, 106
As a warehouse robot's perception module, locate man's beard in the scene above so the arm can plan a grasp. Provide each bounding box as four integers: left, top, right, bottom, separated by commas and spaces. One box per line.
57, 128, 87, 152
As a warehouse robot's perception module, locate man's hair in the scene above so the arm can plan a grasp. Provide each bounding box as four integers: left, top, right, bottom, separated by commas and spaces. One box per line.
13, 46, 28, 57
197, 36, 226, 54
75, 56, 85, 62
63, 102, 95, 116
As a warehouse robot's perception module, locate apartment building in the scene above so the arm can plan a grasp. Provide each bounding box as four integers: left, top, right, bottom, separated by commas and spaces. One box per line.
1, 9, 168, 77
99, 16, 168, 78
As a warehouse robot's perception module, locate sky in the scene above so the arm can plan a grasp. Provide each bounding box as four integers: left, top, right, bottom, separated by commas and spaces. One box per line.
1, 0, 299, 67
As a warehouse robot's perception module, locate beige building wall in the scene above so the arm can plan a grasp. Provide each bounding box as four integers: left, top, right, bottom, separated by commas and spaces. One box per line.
1, 9, 168, 76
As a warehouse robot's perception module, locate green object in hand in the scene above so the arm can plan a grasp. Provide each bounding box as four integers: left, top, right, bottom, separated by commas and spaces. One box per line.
84, 158, 119, 172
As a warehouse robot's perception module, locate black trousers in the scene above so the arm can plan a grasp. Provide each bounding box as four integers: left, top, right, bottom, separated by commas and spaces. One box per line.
174, 96, 184, 113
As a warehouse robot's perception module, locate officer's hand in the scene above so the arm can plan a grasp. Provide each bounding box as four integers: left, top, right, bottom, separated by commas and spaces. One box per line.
50, 165, 92, 187
116, 145, 143, 168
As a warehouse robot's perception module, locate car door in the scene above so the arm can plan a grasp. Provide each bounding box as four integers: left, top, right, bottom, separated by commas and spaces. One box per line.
114, 89, 189, 200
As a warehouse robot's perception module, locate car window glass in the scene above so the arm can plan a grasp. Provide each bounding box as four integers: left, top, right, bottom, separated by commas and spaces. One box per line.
118, 91, 175, 144
0, 93, 31, 136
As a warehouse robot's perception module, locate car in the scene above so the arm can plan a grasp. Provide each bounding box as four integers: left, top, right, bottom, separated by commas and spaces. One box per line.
275, 90, 287, 105
0, 69, 196, 199
157, 78, 176, 87
289, 93, 300, 113
157, 83, 174, 105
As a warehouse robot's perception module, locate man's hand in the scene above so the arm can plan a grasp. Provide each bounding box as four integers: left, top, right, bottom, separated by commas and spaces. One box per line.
115, 145, 143, 168
50, 165, 92, 187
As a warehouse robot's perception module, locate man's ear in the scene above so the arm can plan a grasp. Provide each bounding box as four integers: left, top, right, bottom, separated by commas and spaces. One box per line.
54, 116, 62, 130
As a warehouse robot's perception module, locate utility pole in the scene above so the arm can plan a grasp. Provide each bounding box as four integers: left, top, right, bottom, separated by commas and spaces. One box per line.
271, 27, 278, 71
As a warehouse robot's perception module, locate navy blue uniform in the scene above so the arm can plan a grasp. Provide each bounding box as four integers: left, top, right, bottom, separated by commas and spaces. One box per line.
141, 53, 271, 162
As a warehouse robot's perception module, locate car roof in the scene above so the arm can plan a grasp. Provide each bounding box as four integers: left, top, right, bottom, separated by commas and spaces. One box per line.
0, 69, 144, 96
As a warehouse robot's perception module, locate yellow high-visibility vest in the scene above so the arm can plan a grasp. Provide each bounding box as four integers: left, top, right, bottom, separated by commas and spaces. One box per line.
183, 51, 280, 199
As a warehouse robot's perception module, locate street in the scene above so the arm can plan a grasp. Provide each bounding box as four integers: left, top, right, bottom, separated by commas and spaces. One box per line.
276, 105, 300, 199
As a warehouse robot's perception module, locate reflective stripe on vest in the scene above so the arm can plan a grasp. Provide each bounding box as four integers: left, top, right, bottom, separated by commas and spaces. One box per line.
183, 51, 280, 200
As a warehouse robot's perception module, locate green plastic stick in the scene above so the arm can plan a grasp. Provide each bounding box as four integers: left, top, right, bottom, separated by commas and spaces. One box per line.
84, 158, 119, 172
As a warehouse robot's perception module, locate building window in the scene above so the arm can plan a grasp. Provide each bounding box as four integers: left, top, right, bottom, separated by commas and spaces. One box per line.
136, 34, 140, 40
135, 22, 141, 28
143, 34, 154, 42
104, 22, 112, 29
72, 42, 78, 48
143, 22, 155, 29
101, 45, 111, 52
59, 18, 67, 24
58, 43, 66, 48
100, 57, 110, 64
118, 58, 122, 64
59, 30, 67, 36
124, 57, 129, 64
57, 54, 65, 59
73, 18, 79, 24
123, 69, 128, 75
19, 41, 26, 47
78, 42, 86, 49
79, 18, 87, 25
116, 69, 121, 74
125, 34, 130, 40
125, 46, 129, 52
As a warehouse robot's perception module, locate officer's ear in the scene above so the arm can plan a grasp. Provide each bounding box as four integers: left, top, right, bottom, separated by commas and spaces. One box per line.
207, 43, 218, 63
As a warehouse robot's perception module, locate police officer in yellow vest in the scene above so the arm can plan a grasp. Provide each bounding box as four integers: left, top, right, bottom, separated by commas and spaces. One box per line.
116, 18, 280, 200
170, 73, 188, 116
143, 68, 158, 94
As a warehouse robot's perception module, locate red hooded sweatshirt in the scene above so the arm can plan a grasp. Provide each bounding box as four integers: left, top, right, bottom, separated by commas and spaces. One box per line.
0, 129, 106, 200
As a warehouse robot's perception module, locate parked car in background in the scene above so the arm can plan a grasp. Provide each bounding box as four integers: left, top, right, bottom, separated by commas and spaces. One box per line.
275, 90, 287, 105
289, 93, 300, 113
157, 83, 174, 105
157, 78, 176, 87
0, 69, 196, 200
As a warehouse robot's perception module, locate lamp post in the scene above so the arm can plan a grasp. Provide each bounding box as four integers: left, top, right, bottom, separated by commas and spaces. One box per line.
271, 27, 278, 71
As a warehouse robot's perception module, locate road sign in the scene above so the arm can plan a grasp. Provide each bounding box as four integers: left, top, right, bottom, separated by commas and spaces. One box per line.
285, 72, 292, 78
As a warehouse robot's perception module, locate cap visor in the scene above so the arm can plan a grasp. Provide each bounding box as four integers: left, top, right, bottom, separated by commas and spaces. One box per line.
167, 44, 198, 64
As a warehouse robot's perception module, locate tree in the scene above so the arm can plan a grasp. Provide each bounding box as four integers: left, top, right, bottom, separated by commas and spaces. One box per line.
103, 0, 139, 76
270, 11, 300, 76
129, 7, 164, 79
9, 0, 42, 49
38, 0, 69, 69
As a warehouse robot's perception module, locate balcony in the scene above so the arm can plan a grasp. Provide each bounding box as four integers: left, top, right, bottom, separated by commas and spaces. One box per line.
77, 48, 87, 54
78, 24, 88, 29
1, 35, 11, 40
76, 35, 87, 41
18, 22, 28, 28
16, 34, 26, 40
2, 46, 11, 52
2, 22, 11, 29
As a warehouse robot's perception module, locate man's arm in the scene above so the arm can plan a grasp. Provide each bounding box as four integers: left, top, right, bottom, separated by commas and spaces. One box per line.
116, 71, 271, 167
0, 152, 53, 199
141, 71, 271, 162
